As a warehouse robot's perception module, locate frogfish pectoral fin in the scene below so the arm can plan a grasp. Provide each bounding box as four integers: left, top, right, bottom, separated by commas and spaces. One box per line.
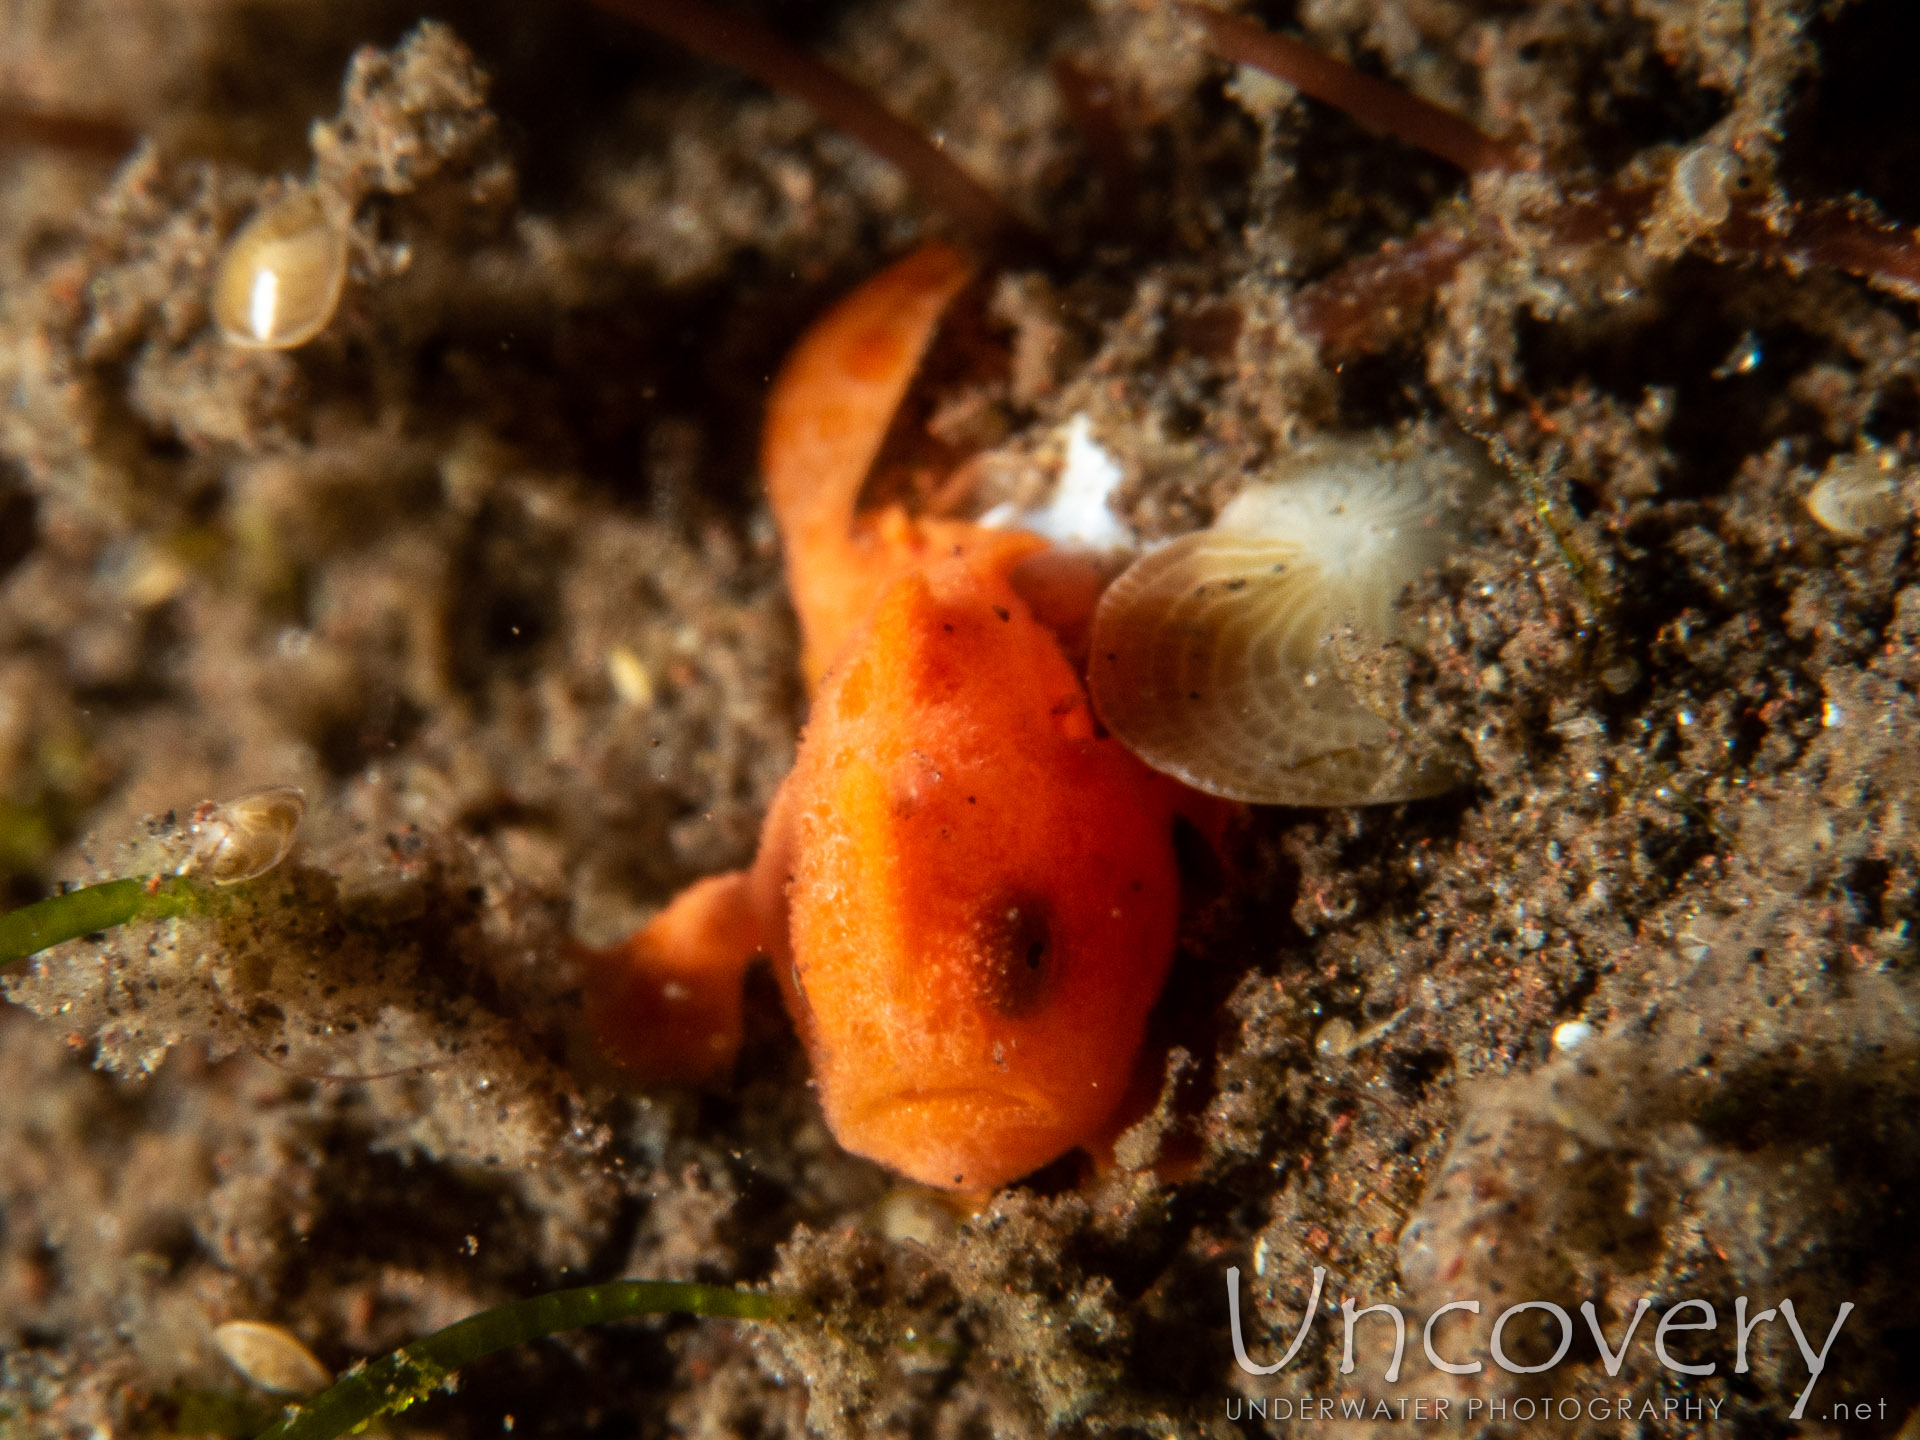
582, 871, 764, 1083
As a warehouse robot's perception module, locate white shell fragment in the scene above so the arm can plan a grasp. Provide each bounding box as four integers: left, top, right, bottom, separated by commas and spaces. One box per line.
1089, 432, 1488, 806
213, 1319, 333, 1396
1313, 1017, 1356, 1058
212, 189, 349, 350
1806, 453, 1907, 541
1551, 1020, 1595, 1053
981, 413, 1136, 550
185, 785, 306, 884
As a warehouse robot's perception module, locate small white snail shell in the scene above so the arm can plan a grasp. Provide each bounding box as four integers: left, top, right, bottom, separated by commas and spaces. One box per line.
212, 189, 349, 350
184, 785, 306, 884
1668, 142, 1746, 230
1088, 434, 1486, 806
1806, 454, 1907, 541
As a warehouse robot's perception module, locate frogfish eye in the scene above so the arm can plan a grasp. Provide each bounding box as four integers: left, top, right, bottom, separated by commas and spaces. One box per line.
974, 892, 1055, 1016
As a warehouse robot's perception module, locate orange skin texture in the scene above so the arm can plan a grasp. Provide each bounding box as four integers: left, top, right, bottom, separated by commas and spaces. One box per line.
587, 241, 1198, 1191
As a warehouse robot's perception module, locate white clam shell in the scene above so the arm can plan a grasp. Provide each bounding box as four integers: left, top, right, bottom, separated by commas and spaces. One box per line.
1806, 454, 1907, 541
186, 785, 306, 884
213, 1319, 333, 1395
212, 189, 348, 350
1089, 435, 1485, 806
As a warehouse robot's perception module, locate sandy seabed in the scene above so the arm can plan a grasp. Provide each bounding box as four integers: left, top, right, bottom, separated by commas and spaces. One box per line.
2, 1, 1919, 1436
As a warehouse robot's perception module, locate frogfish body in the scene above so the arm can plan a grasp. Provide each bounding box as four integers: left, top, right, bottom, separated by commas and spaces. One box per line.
587, 242, 1199, 1191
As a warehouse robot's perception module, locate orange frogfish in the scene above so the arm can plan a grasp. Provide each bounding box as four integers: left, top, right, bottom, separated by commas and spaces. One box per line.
587, 242, 1206, 1191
